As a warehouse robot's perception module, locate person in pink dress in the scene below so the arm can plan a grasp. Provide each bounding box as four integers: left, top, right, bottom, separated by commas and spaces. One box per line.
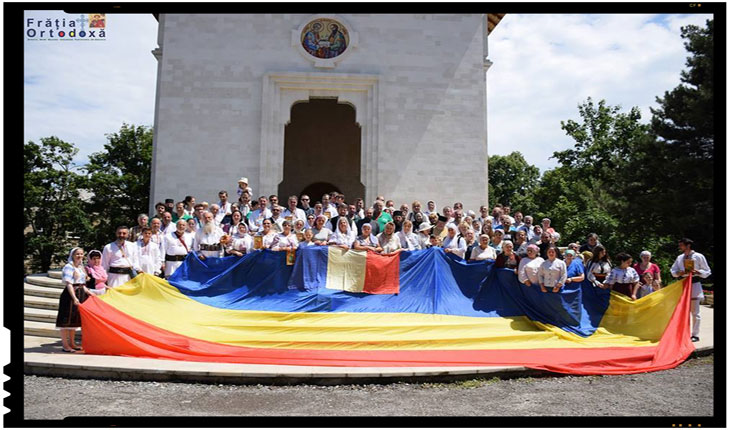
85, 250, 108, 295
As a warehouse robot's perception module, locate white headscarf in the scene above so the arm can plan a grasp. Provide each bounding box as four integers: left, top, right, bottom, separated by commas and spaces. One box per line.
232, 223, 249, 239
329, 217, 354, 246
67, 247, 83, 264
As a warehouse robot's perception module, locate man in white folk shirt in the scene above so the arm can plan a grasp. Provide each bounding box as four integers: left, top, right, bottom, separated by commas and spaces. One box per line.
282, 195, 307, 223
268, 205, 286, 233
160, 211, 174, 235
209, 204, 224, 227
137, 226, 163, 277
321, 193, 338, 218
101, 225, 143, 287
670, 237, 712, 343
149, 217, 165, 249
195, 212, 225, 259
162, 219, 194, 278
248, 196, 272, 233
217, 190, 233, 219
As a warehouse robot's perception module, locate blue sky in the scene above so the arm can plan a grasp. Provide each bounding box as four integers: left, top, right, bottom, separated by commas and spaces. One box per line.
23, 11, 713, 172
487, 13, 713, 172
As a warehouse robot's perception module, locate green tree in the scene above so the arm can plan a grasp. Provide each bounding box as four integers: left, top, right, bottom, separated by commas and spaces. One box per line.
531, 98, 652, 250
646, 19, 714, 265
24, 137, 91, 273
487, 151, 540, 211
82, 124, 153, 250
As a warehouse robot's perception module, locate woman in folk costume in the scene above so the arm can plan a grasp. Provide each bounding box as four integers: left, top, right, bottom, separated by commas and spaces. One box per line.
397, 220, 421, 251
442, 223, 467, 259
223, 210, 244, 234
226, 222, 253, 256
470, 233, 497, 261
517, 244, 543, 286
56, 247, 93, 352
311, 214, 333, 246
272, 220, 299, 251
353, 223, 382, 252
328, 216, 355, 250
256, 219, 279, 250
377, 221, 402, 254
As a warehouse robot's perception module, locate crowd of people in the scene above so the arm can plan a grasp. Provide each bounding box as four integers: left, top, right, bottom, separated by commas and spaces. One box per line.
56, 177, 712, 351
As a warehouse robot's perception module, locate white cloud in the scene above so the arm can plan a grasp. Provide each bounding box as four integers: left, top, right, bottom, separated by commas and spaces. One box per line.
23, 11, 159, 164
487, 13, 713, 172
22, 11, 714, 174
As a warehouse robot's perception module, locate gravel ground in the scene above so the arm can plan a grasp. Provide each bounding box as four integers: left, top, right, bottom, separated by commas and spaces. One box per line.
23, 354, 714, 419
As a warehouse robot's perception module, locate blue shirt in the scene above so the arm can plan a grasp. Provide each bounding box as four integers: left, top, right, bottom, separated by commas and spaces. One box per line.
566, 259, 585, 278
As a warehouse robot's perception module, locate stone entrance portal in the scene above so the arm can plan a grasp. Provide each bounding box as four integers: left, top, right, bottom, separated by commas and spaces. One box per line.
277, 98, 364, 203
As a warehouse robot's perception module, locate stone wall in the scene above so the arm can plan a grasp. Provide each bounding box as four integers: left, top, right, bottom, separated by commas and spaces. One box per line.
151, 14, 488, 212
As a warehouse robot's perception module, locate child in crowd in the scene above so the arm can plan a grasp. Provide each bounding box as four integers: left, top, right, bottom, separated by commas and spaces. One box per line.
85, 250, 108, 295
429, 235, 440, 248
299, 229, 317, 247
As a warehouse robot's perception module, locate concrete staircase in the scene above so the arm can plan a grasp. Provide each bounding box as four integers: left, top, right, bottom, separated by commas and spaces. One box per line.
24, 270, 80, 339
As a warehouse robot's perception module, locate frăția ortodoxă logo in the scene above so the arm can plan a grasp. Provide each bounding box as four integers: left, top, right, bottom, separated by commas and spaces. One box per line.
26, 13, 107, 41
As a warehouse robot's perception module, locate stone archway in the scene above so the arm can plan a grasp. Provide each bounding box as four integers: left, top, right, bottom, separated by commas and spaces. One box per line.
277, 98, 365, 203
299, 182, 341, 204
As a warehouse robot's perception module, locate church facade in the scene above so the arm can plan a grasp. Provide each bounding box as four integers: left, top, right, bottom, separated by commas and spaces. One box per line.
150, 14, 502, 211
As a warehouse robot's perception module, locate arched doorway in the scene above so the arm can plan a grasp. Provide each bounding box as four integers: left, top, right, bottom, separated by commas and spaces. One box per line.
299, 182, 341, 204
277, 98, 365, 204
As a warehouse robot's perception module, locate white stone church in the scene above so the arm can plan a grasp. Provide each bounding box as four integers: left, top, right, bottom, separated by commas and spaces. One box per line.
149, 14, 504, 211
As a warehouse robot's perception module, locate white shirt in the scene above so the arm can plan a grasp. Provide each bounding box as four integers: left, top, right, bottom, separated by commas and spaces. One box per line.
269, 216, 286, 232
137, 239, 163, 275
397, 231, 421, 251
586, 260, 612, 285
325, 205, 338, 218
150, 230, 165, 250
257, 232, 278, 249
228, 234, 253, 254
282, 207, 307, 222
163, 230, 194, 256
218, 201, 233, 216
538, 258, 567, 287
377, 233, 402, 254
670, 251, 712, 282
102, 240, 142, 272
160, 222, 175, 235
312, 228, 333, 243
272, 233, 299, 250
470, 245, 496, 261
194, 226, 225, 256
518, 256, 544, 284
442, 235, 467, 258
605, 267, 640, 285
248, 208, 272, 232
328, 230, 354, 248
213, 211, 226, 225
326, 217, 358, 240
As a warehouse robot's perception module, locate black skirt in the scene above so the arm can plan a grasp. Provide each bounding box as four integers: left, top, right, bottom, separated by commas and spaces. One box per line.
55, 285, 89, 328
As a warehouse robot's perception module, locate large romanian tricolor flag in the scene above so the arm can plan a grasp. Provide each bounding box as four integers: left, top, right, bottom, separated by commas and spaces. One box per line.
79, 247, 695, 375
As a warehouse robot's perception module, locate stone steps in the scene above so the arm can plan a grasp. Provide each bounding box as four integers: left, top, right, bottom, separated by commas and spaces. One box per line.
48, 269, 62, 279
25, 283, 63, 299
25, 320, 80, 339
24, 307, 58, 324
25, 274, 64, 288
24, 295, 59, 311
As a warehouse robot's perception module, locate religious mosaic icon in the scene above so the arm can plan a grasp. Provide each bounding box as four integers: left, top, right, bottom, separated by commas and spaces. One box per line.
88, 13, 105, 28
300, 18, 349, 59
